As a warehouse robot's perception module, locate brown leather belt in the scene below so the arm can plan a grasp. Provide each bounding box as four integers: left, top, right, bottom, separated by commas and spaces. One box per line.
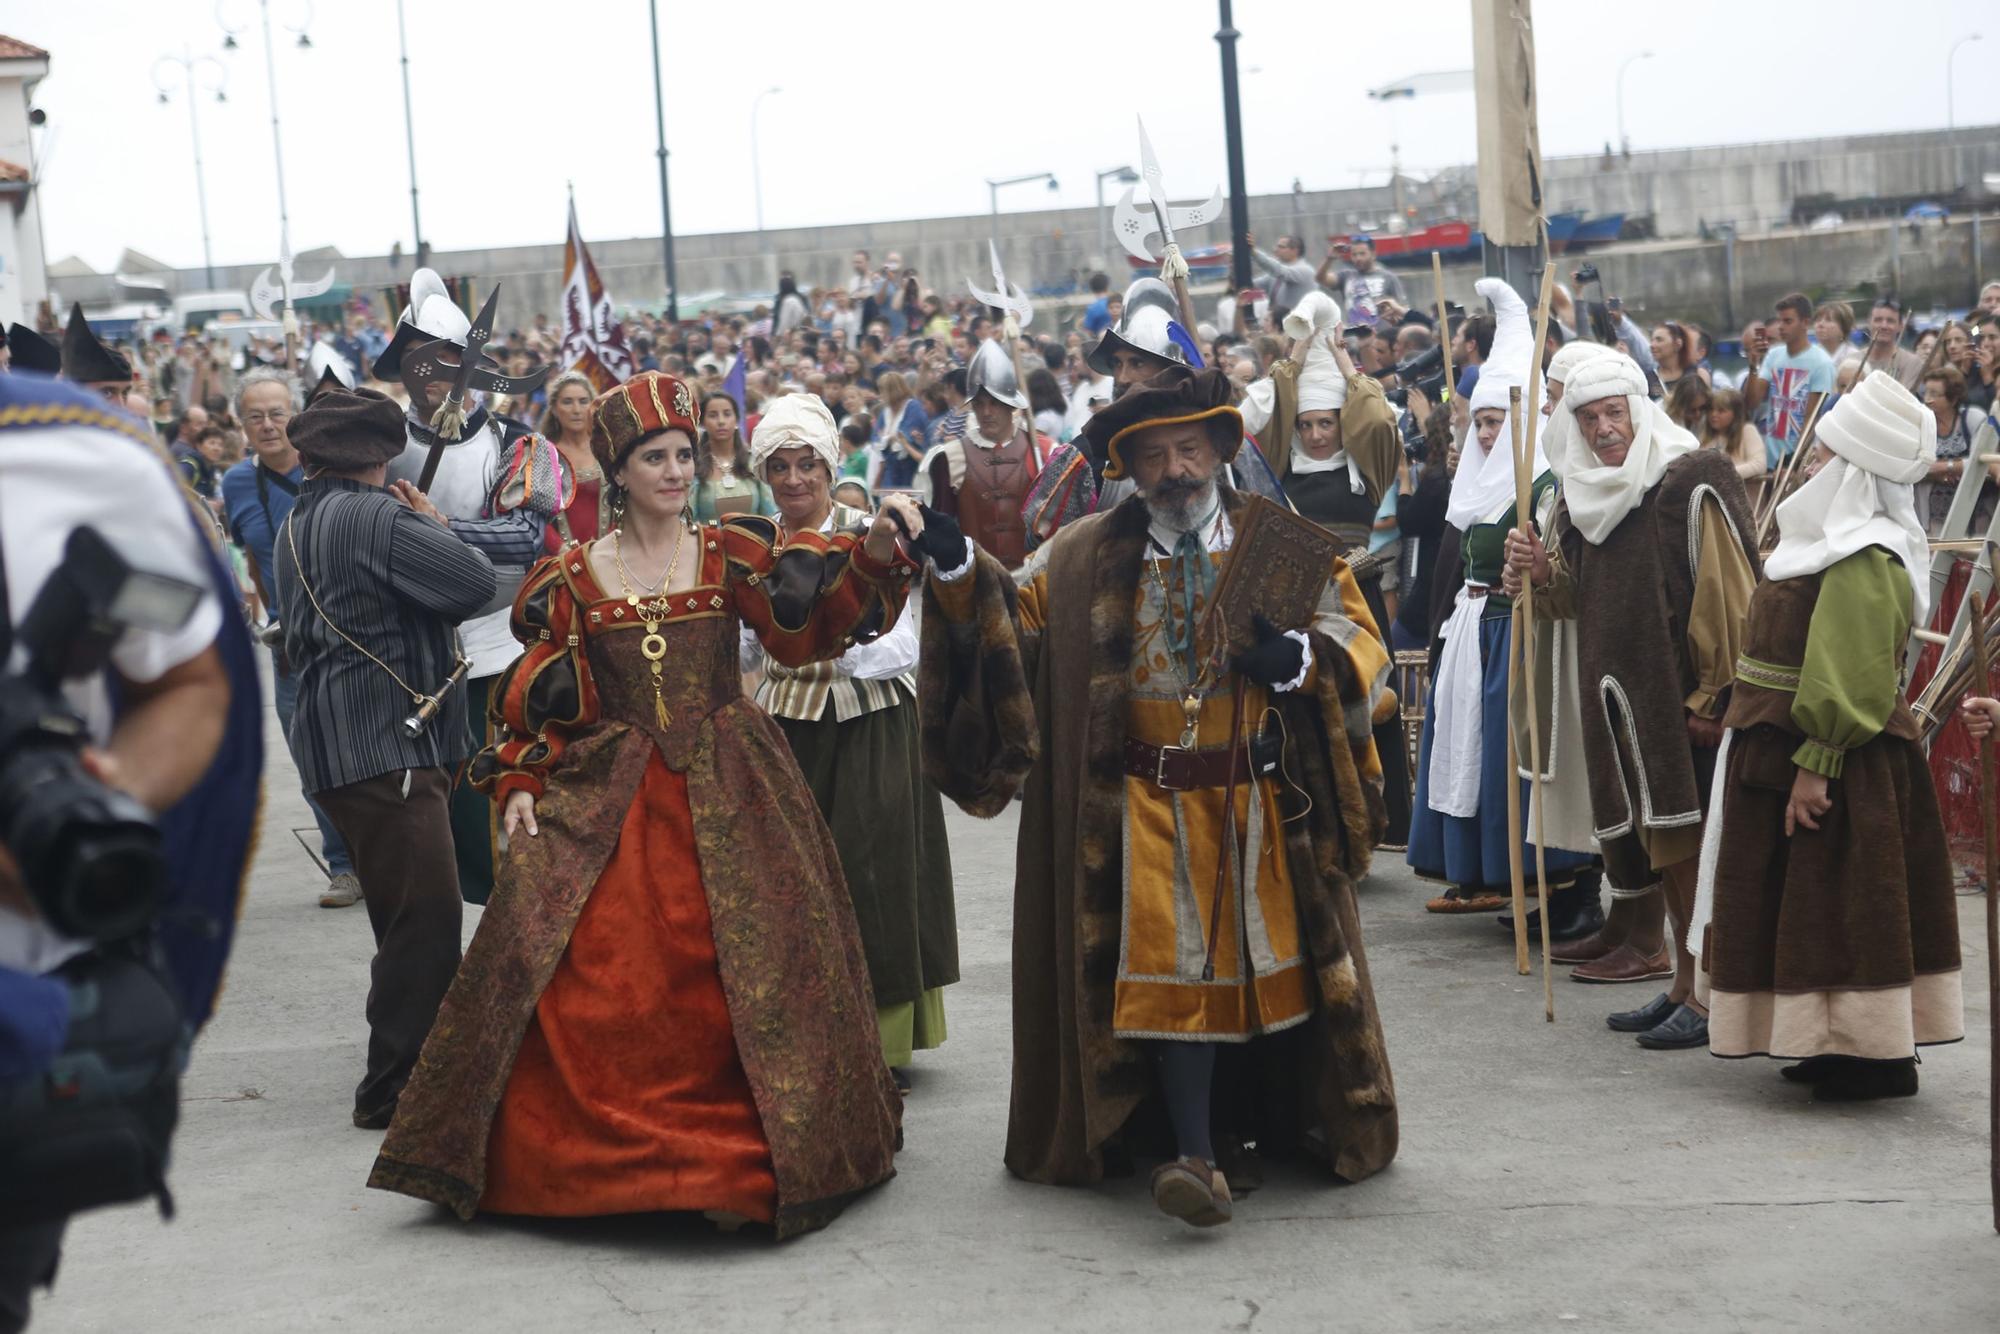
1124, 737, 1248, 792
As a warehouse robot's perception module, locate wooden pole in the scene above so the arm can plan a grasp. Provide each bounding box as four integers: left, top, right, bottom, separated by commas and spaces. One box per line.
1520, 258, 1559, 1022
1754, 392, 1830, 544
1969, 573, 2000, 1234
1432, 251, 1455, 407
1504, 566, 1531, 976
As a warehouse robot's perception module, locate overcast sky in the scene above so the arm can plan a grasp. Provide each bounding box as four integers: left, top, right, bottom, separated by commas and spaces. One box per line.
11, 0, 1999, 274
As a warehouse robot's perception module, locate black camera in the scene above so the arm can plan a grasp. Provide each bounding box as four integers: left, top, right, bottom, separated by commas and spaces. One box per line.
1383, 341, 1447, 409
0, 526, 203, 942
1573, 263, 1601, 286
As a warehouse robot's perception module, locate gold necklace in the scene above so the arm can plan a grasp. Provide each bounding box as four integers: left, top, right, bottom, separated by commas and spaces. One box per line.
612, 524, 687, 726
1145, 554, 1214, 750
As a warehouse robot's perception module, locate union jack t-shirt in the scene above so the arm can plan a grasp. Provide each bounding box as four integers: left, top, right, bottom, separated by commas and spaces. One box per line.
1758, 344, 1835, 468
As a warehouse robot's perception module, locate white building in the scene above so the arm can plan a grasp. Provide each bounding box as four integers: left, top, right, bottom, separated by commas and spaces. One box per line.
0, 34, 48, 331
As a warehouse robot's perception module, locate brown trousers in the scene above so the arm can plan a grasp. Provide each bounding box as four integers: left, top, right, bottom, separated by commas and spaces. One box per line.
316, 766, 464, 1118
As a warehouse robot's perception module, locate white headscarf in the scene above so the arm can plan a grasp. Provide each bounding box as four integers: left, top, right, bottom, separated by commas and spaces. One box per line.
1538, 342, 1617, 479
1766, 370, 1936, 623
1275, 292, 1365, 490
1446, 278, 1550, 529
748, 391, 840, 475
1550, 352, 1697, 544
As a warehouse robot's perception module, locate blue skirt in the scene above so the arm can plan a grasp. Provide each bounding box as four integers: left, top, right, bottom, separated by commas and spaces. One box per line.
1406, 614, 1593, 892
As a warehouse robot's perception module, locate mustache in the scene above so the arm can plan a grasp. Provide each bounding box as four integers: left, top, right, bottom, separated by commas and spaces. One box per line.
1151, 474, 1205, 499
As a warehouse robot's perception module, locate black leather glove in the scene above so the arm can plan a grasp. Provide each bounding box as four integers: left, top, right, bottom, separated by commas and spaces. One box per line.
1230, 612, 1308, 688
893, 503, 970, 570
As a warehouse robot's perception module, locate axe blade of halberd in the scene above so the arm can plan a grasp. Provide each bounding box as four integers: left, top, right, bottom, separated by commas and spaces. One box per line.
1112, 183, 1227, 265
290, 265, 338, 301
965, 240, 1034, 330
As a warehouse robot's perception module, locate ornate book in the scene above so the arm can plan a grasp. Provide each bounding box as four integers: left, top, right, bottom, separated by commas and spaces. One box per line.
1196, 495, 1342, 667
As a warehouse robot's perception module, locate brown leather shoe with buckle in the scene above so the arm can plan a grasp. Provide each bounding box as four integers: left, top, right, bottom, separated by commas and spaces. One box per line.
1568, 944, 1672, 984
1151, 1157, 1234, 1227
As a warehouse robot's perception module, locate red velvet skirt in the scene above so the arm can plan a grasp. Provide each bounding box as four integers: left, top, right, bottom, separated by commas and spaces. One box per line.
482, 753, 777, 1220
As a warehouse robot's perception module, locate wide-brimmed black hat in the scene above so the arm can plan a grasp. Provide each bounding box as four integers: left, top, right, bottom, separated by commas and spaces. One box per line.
288, 386, 407, 471
7, 322, 59, 374
1083, 365, 1242, 481
60, 302, 132, 384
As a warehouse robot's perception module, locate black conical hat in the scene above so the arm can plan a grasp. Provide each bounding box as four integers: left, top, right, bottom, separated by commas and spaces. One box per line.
6, 322, 59, 374
60, 302, 132, 384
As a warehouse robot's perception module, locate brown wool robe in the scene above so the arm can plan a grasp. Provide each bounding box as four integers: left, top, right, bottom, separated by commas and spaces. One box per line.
1700, 557, 1963, 1060
918, 489, 1399, 1187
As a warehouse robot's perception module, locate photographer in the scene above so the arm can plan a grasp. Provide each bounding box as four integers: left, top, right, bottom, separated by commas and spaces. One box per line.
0, 373, 243, 1333
274, 387, 496, 1131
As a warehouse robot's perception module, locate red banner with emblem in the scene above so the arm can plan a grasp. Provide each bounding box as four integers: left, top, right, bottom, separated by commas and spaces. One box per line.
559, 200, 633, 392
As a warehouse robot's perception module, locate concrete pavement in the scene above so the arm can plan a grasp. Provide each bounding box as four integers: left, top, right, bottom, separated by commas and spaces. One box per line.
33, 700, 2000, 1332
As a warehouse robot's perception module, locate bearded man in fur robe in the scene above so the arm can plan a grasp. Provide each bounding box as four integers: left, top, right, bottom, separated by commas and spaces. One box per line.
901, 364, 1399, 1229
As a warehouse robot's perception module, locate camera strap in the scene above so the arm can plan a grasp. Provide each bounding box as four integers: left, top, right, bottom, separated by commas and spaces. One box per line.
280, 504, 458, 715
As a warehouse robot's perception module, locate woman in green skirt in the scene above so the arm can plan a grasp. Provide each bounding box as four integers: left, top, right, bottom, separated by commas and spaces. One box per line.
738, 393, 958, 1088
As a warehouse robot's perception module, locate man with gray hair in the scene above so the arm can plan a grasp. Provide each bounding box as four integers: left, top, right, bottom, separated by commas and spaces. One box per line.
1503, 351, 1759, 1046
221, 365, 362, 907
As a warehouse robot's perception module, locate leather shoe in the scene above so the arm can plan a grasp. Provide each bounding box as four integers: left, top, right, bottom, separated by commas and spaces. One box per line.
1606, 991, 1677, 1033
1425, 886, 1509, 914
1634, 1003, 1709, 1049
1550, 928, 1621, 965
1569, 944, 1672, 984
1813, 1057, 1918, 1101
1779, 1055, 1849, 1083
1151, 1157, 1234, 1228
1498, 886, 1607, 944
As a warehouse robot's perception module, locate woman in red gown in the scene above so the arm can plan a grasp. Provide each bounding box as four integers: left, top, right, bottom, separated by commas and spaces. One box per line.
371, 372, 926, 1237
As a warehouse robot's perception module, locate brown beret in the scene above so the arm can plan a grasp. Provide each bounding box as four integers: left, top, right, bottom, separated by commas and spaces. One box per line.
288, 386, 407, 471
1083, 365, 1242, 481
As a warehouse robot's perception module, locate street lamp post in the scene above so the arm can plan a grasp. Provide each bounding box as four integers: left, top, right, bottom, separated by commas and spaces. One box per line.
152, 46, 226, 290
219, 0, 312, 365
647, 0, 677, 319
751, 86, 781, 235
1215, 0, 1252, 291
1094, 165, 1138, 274
986, 171, 1058, 239
394, 0, 424, 266
1615, 50, 1654, 156
1948, 33, 1982, 131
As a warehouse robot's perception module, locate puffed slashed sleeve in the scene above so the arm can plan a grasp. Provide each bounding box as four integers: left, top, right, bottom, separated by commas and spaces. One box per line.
1307, 558, 1394, 779
1790, 547, 1910, 779
721, 513, 915, 669
468, 555, 599, 803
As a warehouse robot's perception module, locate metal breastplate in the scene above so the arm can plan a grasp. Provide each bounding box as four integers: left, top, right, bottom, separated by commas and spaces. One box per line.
957, 432, 1033, 568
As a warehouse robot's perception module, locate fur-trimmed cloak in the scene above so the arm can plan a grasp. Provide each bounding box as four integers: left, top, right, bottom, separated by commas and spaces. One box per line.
918, 489, 1399, 1186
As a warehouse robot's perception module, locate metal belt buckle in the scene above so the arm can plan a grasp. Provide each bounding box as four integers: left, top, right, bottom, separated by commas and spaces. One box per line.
1155, 744, 1189, 791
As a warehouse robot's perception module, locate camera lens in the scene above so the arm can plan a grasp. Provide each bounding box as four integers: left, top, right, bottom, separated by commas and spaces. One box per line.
52, 828, 166, 943
0, 745, 166, 942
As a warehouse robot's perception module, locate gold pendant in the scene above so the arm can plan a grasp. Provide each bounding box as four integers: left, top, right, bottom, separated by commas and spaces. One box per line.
641, 632, 667, 662
1180, 694, 1202, 750
627, 594, 641, 607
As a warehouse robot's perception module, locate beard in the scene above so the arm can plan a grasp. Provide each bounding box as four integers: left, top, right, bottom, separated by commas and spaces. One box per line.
1143, 474, 1219, 533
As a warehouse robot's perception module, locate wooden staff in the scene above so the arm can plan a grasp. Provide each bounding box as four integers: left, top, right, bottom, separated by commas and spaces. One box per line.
1432, 252, 1455, 406
1754, 393, 1830, 544
1501, 260, 1560, 990
1507, 388, 1555, 1013
1969, 571, 2000, 1234
1504, 416, 1532, 977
